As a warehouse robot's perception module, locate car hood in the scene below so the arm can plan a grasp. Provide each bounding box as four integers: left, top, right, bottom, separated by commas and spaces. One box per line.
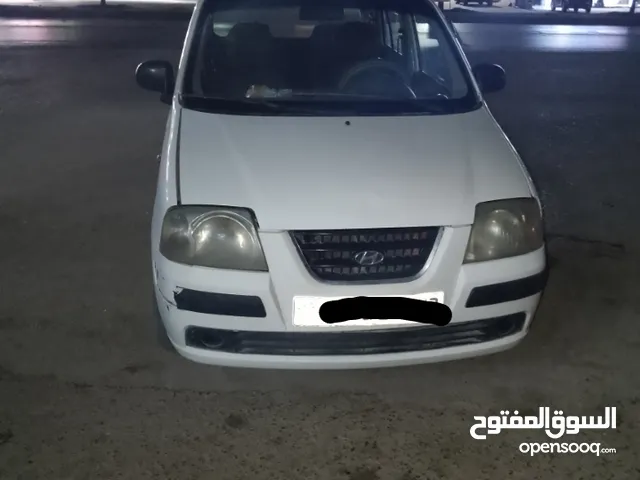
177, 106, 533, 231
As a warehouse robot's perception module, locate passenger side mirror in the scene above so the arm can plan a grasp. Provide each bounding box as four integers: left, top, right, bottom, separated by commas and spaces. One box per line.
135, 60, 175, 104
472, 63, 506, 94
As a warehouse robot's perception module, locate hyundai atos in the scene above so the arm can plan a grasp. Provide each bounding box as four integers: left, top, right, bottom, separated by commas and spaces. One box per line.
136, 0, 548, 369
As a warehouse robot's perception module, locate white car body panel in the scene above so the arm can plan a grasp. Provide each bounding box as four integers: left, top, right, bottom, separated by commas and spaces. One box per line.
177, 107, 533, 230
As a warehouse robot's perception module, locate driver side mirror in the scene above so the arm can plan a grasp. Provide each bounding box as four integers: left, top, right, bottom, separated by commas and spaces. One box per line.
135, 60, 175, 104
472, 63, 506, 94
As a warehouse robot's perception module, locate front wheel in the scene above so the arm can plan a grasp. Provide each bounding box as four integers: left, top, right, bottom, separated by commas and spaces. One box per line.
585, 5, 592, 11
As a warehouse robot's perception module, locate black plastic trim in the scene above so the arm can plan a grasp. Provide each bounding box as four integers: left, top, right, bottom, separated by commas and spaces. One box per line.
174, 289, 266, 317
184, 313, 526, 356
289, 226, 441, 283
465, 268, 549, 308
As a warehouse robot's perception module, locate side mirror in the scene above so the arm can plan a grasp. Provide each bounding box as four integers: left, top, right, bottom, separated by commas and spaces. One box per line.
135, 60, 175, 104
472, 63, 506, 94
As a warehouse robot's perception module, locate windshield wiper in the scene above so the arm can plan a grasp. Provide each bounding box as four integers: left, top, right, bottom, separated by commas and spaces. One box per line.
287, 92, 391, 100
180, 94, 453, 116
284, 92, 452, 113
180, 94, 324, 115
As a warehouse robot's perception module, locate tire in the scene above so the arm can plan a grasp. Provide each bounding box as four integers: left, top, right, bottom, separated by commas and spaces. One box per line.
551, 0, 556, 10
585, 5, 592, 11
573, 5, 579, 10
562, 1, 569, 11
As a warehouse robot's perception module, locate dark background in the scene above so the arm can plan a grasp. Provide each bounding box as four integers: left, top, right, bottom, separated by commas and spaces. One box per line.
0, 14, 638, 480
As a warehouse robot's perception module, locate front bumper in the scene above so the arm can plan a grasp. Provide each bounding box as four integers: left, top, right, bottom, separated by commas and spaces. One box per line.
153, 226, 547, 369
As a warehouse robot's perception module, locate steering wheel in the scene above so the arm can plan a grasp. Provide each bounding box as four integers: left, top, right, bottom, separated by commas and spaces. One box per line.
338, 59, 417, 99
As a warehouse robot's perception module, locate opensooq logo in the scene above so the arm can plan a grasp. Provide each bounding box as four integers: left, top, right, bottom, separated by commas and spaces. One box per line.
469, 407, 617, 440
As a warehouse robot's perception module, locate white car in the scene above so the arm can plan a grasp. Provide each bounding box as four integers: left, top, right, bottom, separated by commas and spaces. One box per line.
136, 0, 548, 370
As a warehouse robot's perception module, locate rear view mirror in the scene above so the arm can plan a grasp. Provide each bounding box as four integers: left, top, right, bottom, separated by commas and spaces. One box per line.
135, 60, 175, 104
472, 63, 506, 94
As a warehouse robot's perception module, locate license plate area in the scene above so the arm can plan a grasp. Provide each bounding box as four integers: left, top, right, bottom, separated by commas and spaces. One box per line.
292, 292, 445, 329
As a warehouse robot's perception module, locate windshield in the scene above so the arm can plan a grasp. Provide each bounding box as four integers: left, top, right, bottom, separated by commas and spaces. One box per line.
181, 0, 480, 116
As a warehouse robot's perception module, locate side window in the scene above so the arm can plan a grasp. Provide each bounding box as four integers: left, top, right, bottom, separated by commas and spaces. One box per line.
388, 12, 404, 55
416, 19, 440, 55
415, 16, 467, 97
416, 17, 448, 81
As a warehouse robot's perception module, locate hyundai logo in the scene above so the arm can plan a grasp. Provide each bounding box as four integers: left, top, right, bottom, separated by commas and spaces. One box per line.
353, 250, 385, 266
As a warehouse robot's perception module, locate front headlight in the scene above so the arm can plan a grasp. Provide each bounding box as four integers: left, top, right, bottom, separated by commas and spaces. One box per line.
464, 198, 543, 264
160, 206, 268, 271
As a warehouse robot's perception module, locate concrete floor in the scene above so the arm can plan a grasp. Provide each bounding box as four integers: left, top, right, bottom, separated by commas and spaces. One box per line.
0, 21, 639, 479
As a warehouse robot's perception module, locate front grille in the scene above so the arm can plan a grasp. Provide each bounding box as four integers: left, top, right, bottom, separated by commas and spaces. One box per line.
290, 226, 441, 282
185, 313, 527, 356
